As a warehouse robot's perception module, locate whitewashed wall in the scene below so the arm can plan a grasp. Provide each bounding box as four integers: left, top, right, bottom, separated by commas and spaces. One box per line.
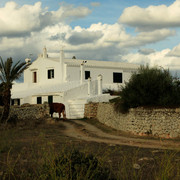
23, 56, 135, 91
65, 65, 135, 91
66, 66, 80, 82
24, 57, 63, 85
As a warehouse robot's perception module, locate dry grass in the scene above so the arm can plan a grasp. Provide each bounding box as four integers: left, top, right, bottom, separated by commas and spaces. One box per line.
0, 121, 180, 180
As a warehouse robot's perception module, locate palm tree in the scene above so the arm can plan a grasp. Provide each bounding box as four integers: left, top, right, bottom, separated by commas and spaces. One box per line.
0, 57, 29, 123
0, 83, 3, 106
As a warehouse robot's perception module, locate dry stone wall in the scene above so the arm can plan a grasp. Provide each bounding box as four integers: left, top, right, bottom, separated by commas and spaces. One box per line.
84, 103, 98, 118
85, 103, 180, 138
0, 103, 50, 126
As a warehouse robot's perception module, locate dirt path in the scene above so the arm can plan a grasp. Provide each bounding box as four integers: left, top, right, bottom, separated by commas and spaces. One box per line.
57, 119, 180, 150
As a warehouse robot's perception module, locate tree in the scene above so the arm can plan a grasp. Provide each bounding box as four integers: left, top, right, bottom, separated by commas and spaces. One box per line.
0, 57, 29, 123
115, 65, 180, 113
0, 83, 3, 106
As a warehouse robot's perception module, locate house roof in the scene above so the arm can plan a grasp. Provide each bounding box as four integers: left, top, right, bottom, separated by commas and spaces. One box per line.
32, 52, 139, 70
64, 59, 139, 69
39, 57, 139, 70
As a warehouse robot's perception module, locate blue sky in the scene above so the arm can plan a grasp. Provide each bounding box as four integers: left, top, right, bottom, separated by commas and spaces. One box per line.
1, 0, 180, 73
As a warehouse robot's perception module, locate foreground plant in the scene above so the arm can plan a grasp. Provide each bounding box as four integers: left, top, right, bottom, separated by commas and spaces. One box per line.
43, 147, 110, 180
0, 57, 29, 123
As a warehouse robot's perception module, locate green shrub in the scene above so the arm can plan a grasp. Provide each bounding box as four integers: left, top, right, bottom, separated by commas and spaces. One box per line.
43, 148, 110, 180
115, 65, 180, 113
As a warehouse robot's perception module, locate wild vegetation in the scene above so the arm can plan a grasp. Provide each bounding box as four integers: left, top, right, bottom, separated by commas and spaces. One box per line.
114, 65, 180, 113
0, 120, 180, 180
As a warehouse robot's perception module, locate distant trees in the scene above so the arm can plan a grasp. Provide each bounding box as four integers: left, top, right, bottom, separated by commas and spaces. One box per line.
0, 57, 29, 123
115, 65, 180, 113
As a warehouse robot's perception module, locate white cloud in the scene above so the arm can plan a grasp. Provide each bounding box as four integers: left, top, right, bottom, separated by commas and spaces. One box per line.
168, 44, 180, 57
121, 48, 180, 70
138, 48, 155, 55
119, 29, 175, 48
119, 0, 180, 31
0, 1, 91, 37
91, 2, 100, 7
0, 2, 42, 36
0, 37, 24, 51
53, 3, 91, 21
67, 30, 103, 45
0, 1, 179, 71
0, 21, 176, 63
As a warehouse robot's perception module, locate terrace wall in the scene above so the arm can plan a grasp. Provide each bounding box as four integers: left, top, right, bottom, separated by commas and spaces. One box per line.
0, 103, 50, 126
84, 103, 180, 138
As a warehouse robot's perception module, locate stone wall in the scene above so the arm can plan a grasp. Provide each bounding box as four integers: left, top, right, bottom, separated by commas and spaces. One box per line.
85, 103, 180, 138
84, 103, 98, 118
0, 103, 50, 126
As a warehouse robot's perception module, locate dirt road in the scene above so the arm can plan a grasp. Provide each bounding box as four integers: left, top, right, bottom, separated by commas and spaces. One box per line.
56, 119, 180, 150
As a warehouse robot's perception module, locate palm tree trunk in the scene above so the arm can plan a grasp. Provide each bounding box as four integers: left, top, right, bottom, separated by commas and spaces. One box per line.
1, 87, 11, 123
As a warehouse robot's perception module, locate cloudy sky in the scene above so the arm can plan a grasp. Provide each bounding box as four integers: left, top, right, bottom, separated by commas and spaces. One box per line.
1, 0, 180, 75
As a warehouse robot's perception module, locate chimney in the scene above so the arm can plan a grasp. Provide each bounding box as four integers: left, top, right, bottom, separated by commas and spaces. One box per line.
59, 48, 65, 83
43, 46, 48, 58
97, 74, 103, 95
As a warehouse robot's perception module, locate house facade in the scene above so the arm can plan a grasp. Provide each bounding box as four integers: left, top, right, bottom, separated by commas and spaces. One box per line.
11, 47, 139, 118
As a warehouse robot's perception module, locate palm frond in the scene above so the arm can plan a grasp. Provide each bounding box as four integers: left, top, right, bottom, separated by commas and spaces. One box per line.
0, 57, 7, 83
0, 57, 29, 84
10, 61, 29, 82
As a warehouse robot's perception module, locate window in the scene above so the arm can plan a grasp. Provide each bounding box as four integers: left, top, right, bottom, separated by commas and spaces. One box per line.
85, 71, 90, 80
33, 72, 37, 83
11, 99, 20, 106
48, 69, 54, 79
37, 97, 42, 104
48, 96, 53, 104
113, 72, 123, 83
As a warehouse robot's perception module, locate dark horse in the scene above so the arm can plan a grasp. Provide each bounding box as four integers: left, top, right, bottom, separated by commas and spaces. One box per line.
49, 103, 66, 120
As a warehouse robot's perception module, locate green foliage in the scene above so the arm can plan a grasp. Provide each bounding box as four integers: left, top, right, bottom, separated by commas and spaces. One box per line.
0, 57, 29, 123
44, 148, 110, 180
0, 57, 29, 85
115, 65, 180, 113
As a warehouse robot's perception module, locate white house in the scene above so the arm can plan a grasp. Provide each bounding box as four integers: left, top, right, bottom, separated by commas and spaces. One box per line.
11, 47, 139, 119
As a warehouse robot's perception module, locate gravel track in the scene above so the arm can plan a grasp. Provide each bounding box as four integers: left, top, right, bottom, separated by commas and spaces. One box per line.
57, 119, 180, 150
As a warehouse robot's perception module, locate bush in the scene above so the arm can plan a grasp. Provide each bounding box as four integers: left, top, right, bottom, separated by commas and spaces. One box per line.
103, 89, 121, 96
115, 65, 180, 113
43, 148, 110, 180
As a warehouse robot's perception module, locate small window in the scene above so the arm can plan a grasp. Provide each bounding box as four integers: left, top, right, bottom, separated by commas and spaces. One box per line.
12, 99, 20, 106
37, 97, 42, 104
11, 99, 14, 106
85, 71, 90, 80
48, 69, 54, 79
113, 72, 123, 83
48, 96, 53, 104
33, 72, 37, 83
